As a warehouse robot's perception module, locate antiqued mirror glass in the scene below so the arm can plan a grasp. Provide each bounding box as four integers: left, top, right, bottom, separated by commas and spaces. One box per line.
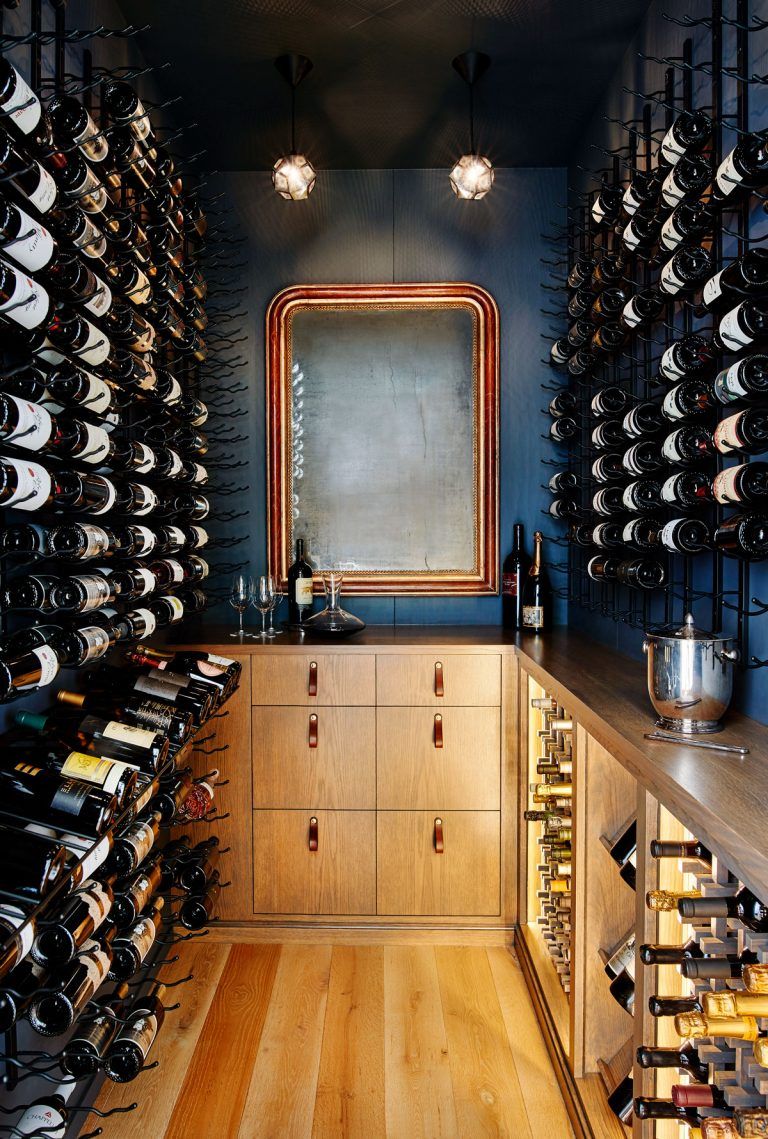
267, 283, 499, 594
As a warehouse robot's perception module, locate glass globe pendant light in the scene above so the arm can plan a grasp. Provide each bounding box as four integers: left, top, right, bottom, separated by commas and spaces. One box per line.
273, 53, 317, 201
449, 51, 494, 200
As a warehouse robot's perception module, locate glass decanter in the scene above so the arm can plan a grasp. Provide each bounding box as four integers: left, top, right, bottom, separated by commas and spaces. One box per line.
301, 572, 365, 636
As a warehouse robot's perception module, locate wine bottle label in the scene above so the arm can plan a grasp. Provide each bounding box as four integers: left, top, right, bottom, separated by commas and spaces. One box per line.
104, 720, 156, 749
0, 903, 34, 958
0, 264, 50, 329
714, 361, 747, 402
88, 945, 111, 991
660, 474, 681, 504
77, 835, 110, 880
207, 653, 236, 669
69, 164, 108, 214
195, 498, 210, 519
79, 881, 112, 926
295, 578, 314, 605
713, 465, 745, 504
713, 412, 743, 455
165, 449, 183, 477
148, 667, 187, 689
132, 484, 157, 516
128, 98, 151, 141
661, 123, 687, 164
129, 777, 157, 815
72, 110, 109, 165
550, 340, 570, 363
659, 211, 685, 252
191, 462, 207, 484
622, 297, 643, 328
591, 198, 606, 223
164, 595, 185, 621
659, 257, 685, 295
716, 149, 742, 196
69, 213, 106, 259
189, 525, 208, 547
84, 272, 112, 319
89, 477, 117, 515
130, 916, 157, 963
14, 1103, 65, 1139
719, 302, 753, 351
662, 386, 684, 420
621, 520, 637, 543
127, 1013, 159, 1058
662, 167, 685, 207
50, 778, 91, 817
133, 443, 155, 474
26, 162, 57, 213
164, 560, 184, 584
661, 431, 684, 462
703, 269, 723, 306
119, 820, 156, 865
62, 751, 125, 796
622, 484, 639, 510
501, 572, 519, 596
660, 344, 685, 380
623, 219, 641, 251
132, 526, 156, 555
4, 394, 53, 450
76, 317, 110, 366
72, 574, 112, 611
193, 556, 209, 580
5, 206, 54, 273
24, 644, 59, 688
131, 568, 155, 597
36, 337, 66, 365
522, 606, 544, 627
660, 520, 683, 550
78, 626, 111, 662
622, 184, 641, 215
79, 421, 111, 464
77, 524, 110, 558
0, 64, 41, 134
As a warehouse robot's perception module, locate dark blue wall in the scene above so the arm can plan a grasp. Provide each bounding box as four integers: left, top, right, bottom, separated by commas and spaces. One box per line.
565, 0, 768, 723
203, 167, 568, 627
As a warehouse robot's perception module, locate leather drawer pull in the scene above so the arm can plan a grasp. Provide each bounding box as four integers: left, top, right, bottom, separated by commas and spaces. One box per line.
434, 661, 444, 697
308, 660, 318, 696
308, 713, 318, 748
434, 817, 444, 854
309, 816, 318, 851
433, 713, 443, 749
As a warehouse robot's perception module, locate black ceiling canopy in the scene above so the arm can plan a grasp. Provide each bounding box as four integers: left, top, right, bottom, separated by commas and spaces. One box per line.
117, 0, 652, 170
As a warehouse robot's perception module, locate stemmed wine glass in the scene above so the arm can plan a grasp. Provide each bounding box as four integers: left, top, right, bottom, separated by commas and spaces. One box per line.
267, 583, 283, 637
229, 573, 253, 638
254, 575, 276, 639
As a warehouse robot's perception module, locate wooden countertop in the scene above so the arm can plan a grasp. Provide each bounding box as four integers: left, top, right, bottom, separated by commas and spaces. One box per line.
168, 622, 768, 897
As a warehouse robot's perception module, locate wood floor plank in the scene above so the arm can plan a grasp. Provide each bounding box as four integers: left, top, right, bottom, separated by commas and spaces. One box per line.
435, 946, 534, 1139
238, 944, 333, 1139
86, 940, 232, 1139
384, 946, 459, 1139
164, 943, 281, 1139
487, 948, 575, 1139
312, 946, 385, 1138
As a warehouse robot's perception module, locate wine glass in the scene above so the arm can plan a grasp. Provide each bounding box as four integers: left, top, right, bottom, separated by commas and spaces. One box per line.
267, 583, 283, 637
229, 573, 253, 638
254, 575, 276, 639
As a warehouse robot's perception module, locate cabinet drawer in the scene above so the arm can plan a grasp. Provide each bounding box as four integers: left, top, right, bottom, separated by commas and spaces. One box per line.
376, 654, 500, 706
251, 654, 375, 706
253, 810, 376, 915
377, 811, 500, 916
252, 707, 375, 809
377, 707, 499, 810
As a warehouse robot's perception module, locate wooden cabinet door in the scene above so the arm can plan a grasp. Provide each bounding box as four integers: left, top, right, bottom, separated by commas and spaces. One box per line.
251, 653, 375, 706
377, 811, 500, 916
253, 809, 376, 915
377, 707, 500, 810
252, 707, 375, 809
376, 654, 501, 706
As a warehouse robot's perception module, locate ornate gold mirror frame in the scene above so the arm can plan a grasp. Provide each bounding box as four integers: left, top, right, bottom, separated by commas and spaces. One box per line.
267, 282, 499, 595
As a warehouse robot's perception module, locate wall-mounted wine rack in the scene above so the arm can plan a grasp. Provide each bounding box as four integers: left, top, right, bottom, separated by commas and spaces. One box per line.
542, 0, 768, 676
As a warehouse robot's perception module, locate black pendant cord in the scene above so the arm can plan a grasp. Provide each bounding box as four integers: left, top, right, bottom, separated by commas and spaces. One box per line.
469, 82, 475, 154
291, 84, 296, 154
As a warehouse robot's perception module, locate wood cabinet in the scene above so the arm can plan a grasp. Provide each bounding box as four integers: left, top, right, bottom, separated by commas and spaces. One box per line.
250, 653, 375, 705
376, 653, 501, 706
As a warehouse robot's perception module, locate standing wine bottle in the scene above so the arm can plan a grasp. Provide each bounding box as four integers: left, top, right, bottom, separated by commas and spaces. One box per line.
502, 523, 530, 631
521, 531, 550, 633
287, 537, 313, 626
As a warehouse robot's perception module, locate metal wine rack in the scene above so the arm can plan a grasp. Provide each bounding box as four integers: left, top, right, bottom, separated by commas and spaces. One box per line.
542, 0, 768, 675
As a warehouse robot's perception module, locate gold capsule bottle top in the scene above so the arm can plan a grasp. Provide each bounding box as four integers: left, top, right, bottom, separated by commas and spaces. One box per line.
753, 1037, 768, 1068
743, 962, 768, 994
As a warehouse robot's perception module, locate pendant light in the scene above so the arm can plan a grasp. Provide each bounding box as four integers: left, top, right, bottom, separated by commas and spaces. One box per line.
449, 51, 494, 200
272, 53, 317, 201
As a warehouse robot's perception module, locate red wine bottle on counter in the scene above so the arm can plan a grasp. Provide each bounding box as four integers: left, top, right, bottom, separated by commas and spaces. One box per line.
499, 523, 528, 633
287, 537, 313, 626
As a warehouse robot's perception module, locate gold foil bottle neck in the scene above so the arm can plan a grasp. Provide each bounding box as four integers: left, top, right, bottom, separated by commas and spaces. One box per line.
701, 1120, 738, 1139
753, 1036, 768, 1068
646, 889, 689, 912
702, 990, 739, 1018
675, 1010, 708, 1038
735, 1107, 768, 1137
743, 962, 768, 994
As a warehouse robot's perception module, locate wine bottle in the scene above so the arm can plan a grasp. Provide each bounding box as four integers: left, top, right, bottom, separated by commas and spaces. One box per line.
568, 286, 596, 320
48, 93, 110, 165
639, 938, 704, 966
1, 573, 57, 612
109, 899, 164, 981
678, 887, 768, 931
615, 559, 666, 589
127, 644, 240, 691
567, 257, 595, 290
102, 81, 154, 150
0, 126, 57, 214
682, 947, 758, 981
607, 1074, 634, 1124
661, 470, 713, 509
658, 517, 710, 554
623, 168, 664, 215
714, 512, 768, 559
623, 401, 665, 439
592, 251, 626, 289
502, 523, 530, 630
567, 318, 594, 348
591, 387, 630, 418
15, 708, 169, 772
111, 857, 164, 929
0, 904, 35, 982
591, 452, 625, 482
0, 954, 49, 1032
587, 555, 620, 581
659, 334, 715, 382
661, 110, 712, 165
177, 838, 221, 893
566, 348, 597, 377
713, 462, 768, 507
659, 200, 711, 253
714, 354, 768, 404
591, 287, 628, 323
548, 471, 578, 493
675, 1010, 757, 1041
622, 517, 661, 550
61, 982, 129, 1078
0, 744, 136, 809
0, 830, 65, 902
7, 1096, 67, 1139
592, 486, 625, 515
549, 391, 576, 417
591, 184, 622, 227
591, 522, 624, 549
29, 931, 115, 1038
715, 408, 768, 456
0, 761, 115, 834
287, 537, 313, 625
568, 523, 593, 546
609, 967, 635, 1013
31, 877, 114, 966
661, 425, 714, 465
661, 379, 714, 421
703, 247, 768, 313
0, 642, 59, 700
661, 155, 711, 208
591, 420, 625, 450
623, 439, 665, 474
635, 1044, 709, 1084
632, 1096, 699, 1124
650, 994, 702, 1018
622, 479, 662, 513
521, 531, 550, 633
657, 246, 712, 297
56, 687, 194, 747
105, 812, 162, 878
714, 128, 768, 201
621, 287, 665, 329
717, 299, 768, 353
103, 981, 166, 1083
179, 875, 221, 930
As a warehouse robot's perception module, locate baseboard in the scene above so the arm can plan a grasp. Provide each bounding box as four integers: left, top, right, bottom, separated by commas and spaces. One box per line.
205, 921, 515, 946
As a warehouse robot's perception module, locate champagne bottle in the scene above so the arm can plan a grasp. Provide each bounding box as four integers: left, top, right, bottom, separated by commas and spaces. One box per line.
521, 531, 549, 633
502, 523, 530, 630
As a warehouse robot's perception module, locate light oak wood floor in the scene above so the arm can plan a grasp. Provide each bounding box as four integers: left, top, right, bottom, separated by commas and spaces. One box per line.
90, 941, 575, 1139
